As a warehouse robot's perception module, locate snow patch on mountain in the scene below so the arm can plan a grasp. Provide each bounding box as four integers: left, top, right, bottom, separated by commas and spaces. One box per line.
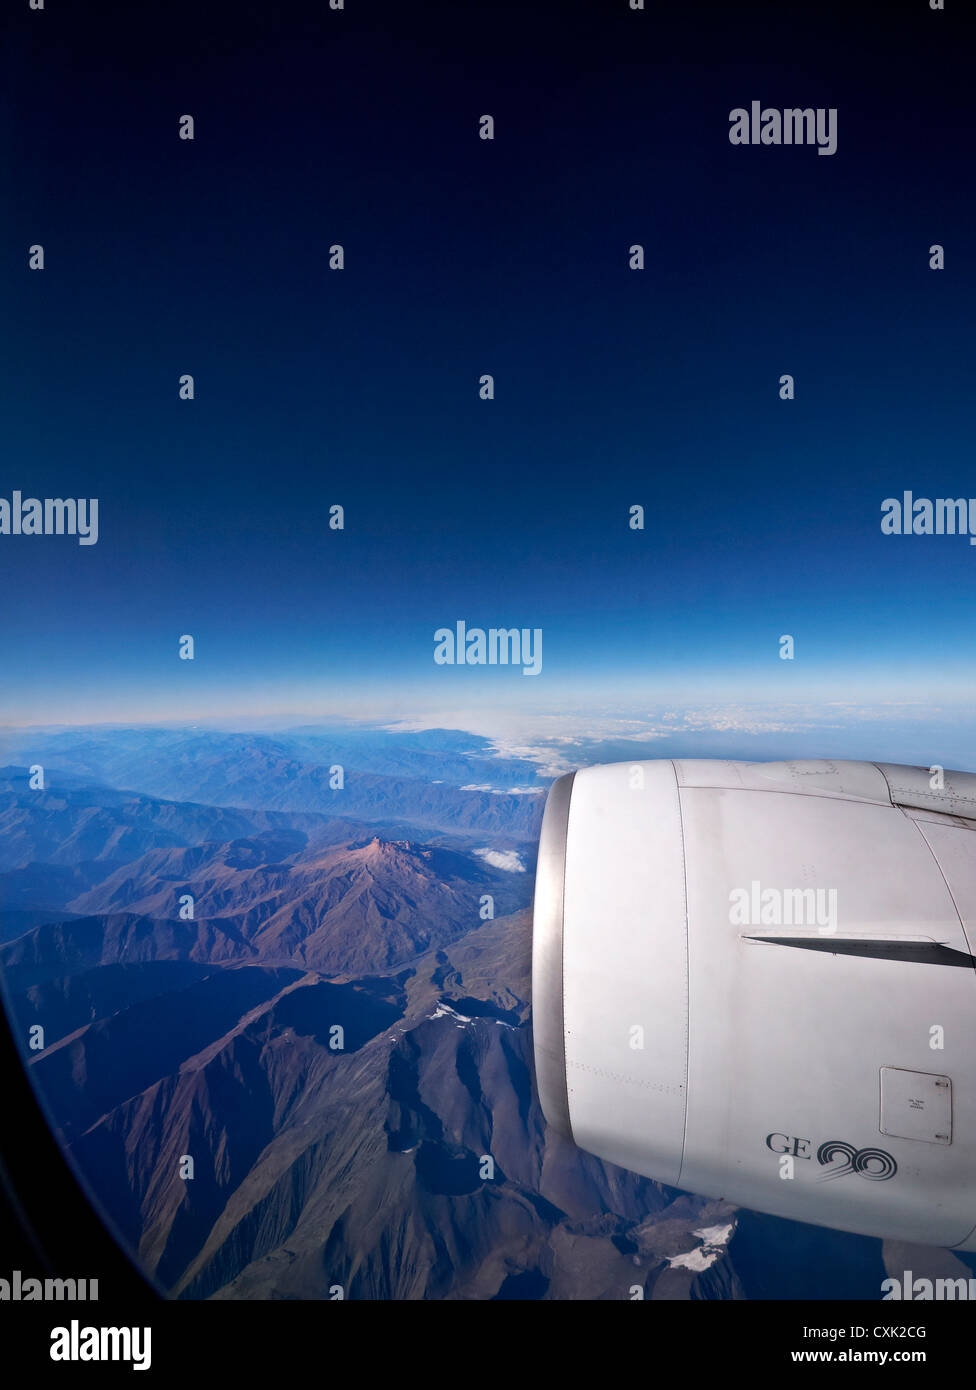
429, 1002, 472, 1023
667, 1221, 735, 1271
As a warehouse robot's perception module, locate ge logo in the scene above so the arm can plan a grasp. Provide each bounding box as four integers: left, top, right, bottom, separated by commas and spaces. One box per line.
816, 1140, 897, 1182
765, 1133, 897, 1181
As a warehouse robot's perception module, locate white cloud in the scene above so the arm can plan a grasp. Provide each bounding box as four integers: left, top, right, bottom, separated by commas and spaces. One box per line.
473, 848, 526, 873
384, 700, 976, 781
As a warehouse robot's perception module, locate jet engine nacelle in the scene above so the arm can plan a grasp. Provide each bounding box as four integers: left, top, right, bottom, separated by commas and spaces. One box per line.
532, 758, 976, 1248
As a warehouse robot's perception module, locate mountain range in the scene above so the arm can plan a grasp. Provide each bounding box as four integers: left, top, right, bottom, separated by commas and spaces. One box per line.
1, 723, 969, 1299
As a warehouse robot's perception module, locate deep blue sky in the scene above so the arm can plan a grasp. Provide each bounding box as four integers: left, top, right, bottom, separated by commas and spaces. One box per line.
3, 0, 975, 723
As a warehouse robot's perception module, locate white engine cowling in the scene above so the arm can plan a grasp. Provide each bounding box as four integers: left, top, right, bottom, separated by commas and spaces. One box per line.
532, 758, 976, 1249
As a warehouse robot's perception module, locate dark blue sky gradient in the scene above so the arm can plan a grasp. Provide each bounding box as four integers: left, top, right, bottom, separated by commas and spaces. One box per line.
3, 0, 975, 722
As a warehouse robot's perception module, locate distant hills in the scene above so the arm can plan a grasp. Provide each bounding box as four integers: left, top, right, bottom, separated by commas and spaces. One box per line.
0, 755, 544, 868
